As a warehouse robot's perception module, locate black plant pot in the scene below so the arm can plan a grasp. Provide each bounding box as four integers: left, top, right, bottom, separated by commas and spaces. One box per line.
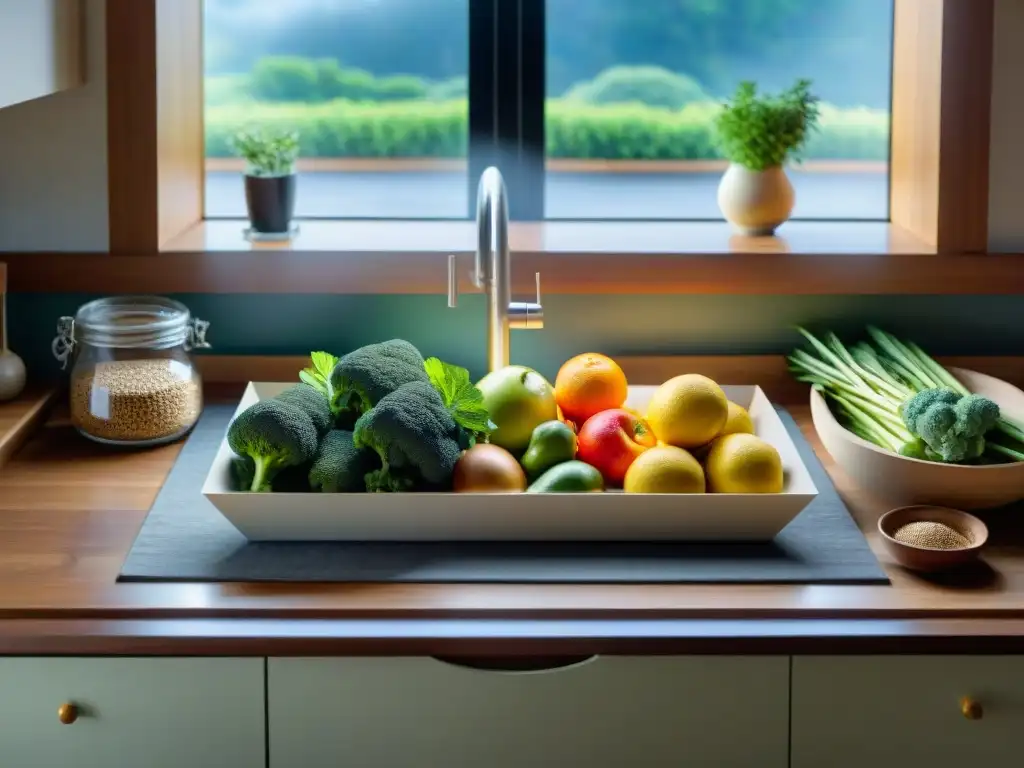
244, 173, 297, 234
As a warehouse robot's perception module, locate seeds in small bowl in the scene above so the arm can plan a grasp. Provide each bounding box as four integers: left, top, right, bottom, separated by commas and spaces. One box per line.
893, 520, 972, 550
878, 505, 988, 572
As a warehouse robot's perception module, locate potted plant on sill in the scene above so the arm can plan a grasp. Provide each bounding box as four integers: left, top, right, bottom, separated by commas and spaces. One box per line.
713, 79, 820, 236
230, 127, 301, 238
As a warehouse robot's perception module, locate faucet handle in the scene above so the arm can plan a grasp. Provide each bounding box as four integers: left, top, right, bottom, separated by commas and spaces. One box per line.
509, 272, 545, 331
447, 254, 458, 308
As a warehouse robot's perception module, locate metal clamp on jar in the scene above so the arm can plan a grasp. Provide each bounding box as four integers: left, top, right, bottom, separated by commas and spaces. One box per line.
51, 296, 211, 447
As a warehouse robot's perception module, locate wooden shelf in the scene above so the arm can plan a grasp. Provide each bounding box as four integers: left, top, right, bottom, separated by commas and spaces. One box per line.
6, 221, 1024, 295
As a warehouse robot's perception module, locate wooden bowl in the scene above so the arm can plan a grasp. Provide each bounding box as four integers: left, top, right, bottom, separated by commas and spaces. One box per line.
878, 505, 988, 572
811, 368, 1024, 509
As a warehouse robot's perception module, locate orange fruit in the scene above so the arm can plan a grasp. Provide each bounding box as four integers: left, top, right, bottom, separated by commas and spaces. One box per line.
555, 353, 629, 427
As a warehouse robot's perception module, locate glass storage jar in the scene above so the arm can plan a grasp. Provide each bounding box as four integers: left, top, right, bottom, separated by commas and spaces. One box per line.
52, 296, 211, 447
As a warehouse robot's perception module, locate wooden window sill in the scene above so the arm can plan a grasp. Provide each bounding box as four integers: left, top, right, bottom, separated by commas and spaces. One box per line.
166, 220, 925, 256
5, 220, 1023, 294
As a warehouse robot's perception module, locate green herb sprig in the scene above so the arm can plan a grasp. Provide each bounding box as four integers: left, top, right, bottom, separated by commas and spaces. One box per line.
230, 128, 300, 177
299, 351, 339, 397
714, 79, 820, 171
424, 357, 496, 443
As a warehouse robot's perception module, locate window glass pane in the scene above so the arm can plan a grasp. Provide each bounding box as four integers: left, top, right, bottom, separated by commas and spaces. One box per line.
545, 0, 894, 220
203, 0, 469, 219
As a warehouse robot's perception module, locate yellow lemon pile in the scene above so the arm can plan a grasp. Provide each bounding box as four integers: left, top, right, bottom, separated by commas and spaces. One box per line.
628, 374, 783, 494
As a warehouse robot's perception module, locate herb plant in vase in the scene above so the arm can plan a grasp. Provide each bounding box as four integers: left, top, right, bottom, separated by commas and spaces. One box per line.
714, 79, 820, 236
231, 128, 300, 238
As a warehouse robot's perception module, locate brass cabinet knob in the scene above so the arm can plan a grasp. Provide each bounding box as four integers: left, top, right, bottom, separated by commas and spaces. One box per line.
57, 703, 79, 725
960, 697, 984, 720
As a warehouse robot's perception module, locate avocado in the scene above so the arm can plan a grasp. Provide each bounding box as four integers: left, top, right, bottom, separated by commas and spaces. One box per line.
526, 460, 604, 493
520, 420, 578, 478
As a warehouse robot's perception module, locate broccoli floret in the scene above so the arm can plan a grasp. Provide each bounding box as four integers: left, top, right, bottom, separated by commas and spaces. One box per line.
227, 399, 319, 492
954, 393, 1000, 438
353, 380, 463, 492
233, 449, 313, 493
900, 388, 959, 429
901, 388, 1000, 463
915, 402, 957, 446
277, 383, 333, 436
329, 340, 430, 419
309, 430, 379, 493
230, 455, 266, 492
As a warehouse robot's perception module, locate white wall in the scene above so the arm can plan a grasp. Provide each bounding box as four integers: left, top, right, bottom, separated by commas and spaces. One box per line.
988, 0, 1024, 252
0, 0, 1018, 254
0, 0, 106, 251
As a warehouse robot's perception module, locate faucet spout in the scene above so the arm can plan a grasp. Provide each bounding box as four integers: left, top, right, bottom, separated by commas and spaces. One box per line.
447, 167, 543, 373
476, 168, 513, 374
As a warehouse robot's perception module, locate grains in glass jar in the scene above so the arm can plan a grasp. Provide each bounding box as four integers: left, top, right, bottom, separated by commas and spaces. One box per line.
893, 520, 972, 550
71, 359, 202, 444
54, 296, 209, 447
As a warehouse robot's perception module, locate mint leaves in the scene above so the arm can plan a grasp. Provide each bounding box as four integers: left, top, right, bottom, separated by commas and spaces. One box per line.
299, 351, 339, 396
424, 357, 495, 437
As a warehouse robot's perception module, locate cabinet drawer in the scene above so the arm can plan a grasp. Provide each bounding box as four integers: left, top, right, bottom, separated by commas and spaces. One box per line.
0, 658, 265, 768
269, 656, 788, 768
792, 656, 1024, 768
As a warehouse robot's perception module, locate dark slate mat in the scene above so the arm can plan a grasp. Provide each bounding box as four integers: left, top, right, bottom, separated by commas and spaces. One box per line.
119, 405, 888, 584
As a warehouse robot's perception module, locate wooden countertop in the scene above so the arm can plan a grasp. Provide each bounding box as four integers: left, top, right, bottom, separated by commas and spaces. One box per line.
1, 380, 1023, 655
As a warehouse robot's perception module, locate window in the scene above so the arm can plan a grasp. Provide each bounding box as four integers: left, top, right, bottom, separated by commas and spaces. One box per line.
204, 0, 893, 223
543, 0, 894, 221
203, 0, 471, 219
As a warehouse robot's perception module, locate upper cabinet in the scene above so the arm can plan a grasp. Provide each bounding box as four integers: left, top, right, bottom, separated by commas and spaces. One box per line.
0, 0, 83, 110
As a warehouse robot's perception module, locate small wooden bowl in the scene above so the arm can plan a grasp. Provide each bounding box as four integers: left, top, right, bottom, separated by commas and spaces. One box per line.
878, 505, 988, 572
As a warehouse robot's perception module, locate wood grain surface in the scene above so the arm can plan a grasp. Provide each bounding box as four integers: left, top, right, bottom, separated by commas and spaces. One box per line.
0, 388, 58, 472
890, 0, 994, 252
4, 400, 1023, 620
106, 0, 203, 252
0, 355, 1023, 653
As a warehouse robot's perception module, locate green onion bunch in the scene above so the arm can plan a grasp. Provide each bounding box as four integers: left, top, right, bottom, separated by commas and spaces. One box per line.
789, 327, 1024, 464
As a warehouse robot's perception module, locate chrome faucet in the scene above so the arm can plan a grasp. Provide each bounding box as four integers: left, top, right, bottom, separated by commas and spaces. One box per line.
447, 167, 543, 373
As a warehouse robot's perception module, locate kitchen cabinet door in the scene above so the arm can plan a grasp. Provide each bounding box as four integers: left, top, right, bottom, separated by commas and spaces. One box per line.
792, 656, 1024, 768
0, 658, 265, 768
269, 656, 788, 768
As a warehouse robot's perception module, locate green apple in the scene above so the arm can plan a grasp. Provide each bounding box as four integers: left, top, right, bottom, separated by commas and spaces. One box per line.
477, 365, 558, 454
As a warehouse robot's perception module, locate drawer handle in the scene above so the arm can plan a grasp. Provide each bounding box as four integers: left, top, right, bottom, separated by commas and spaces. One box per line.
58, 703, 80, 725
960, 697, 984, 720
433, 655, 596, 673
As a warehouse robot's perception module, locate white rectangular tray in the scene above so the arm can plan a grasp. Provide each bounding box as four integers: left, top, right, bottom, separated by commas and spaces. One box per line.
202, 382, 818, 542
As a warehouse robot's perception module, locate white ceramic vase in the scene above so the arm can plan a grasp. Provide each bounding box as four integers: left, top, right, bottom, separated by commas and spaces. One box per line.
716, 163, 795, 236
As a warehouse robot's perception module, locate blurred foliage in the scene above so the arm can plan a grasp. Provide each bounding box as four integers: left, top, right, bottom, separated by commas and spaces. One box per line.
247, 57, 429, 103
205, 0, 893, 108
565, 66, 708, 110
426, 76, 468, 102
206, 99, 888, 161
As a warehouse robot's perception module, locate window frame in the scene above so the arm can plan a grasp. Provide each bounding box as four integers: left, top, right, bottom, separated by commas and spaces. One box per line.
5, 0, 1018, 295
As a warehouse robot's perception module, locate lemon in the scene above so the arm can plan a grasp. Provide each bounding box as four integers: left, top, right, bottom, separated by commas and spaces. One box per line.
721, 401, 755, 436
646, 374, 729, 449
624, 446, 705, 494
705, 433, 784, 494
